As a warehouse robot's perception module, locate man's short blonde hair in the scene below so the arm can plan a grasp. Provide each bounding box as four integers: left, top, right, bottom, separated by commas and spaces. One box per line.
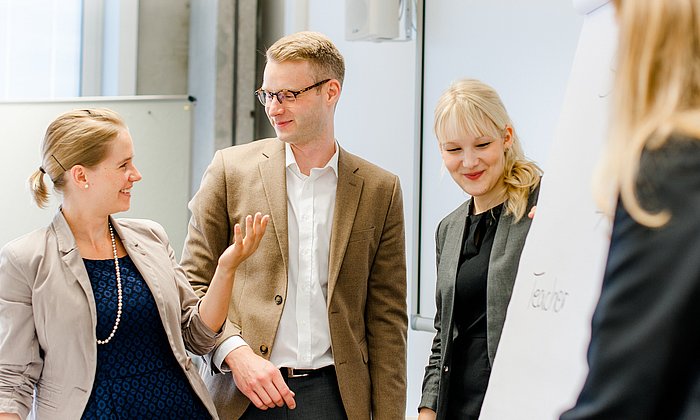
266, 31, 345, 86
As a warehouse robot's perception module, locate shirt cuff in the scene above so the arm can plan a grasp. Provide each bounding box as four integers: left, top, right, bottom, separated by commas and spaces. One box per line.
213, 336, 249, 372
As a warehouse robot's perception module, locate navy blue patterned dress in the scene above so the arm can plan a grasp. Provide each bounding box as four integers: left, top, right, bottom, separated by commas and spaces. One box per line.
81, 255, 211, 419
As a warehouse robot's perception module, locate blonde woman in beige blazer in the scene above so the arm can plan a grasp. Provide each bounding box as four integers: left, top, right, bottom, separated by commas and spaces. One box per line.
0, 109, 268, 419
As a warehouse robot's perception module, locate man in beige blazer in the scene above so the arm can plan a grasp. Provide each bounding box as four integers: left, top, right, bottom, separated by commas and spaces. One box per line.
181, 31, 407, 419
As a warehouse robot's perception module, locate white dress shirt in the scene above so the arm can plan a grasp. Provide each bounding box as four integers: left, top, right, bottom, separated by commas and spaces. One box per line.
213, 142, 338, 371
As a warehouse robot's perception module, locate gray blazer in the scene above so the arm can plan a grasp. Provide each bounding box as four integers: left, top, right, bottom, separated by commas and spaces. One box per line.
0, 211, 221, 419
420, 185, 539, 418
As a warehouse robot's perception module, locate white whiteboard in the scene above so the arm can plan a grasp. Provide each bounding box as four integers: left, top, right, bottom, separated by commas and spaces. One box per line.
416, 0, 584, 325
481, 2, 616, 418
0, 96, 192, 256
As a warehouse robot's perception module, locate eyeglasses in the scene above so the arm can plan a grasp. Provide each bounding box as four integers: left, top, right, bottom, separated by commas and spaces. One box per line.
254, 79, 331, 106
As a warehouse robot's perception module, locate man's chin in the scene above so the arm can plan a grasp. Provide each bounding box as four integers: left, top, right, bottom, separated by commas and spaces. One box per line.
276, 134, 296, 144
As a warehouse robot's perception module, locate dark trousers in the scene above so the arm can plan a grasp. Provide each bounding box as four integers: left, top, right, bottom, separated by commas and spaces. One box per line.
240, 366, 348, 420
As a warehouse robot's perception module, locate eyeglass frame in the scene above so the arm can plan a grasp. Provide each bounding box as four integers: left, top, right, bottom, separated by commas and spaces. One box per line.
254, 79, 331, 106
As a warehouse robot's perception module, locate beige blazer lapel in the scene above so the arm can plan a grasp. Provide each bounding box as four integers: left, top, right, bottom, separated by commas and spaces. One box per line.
110, 217, 170, 330
327, 149, 363, 302
258, 141, 289, 275
52, 211, 98, 325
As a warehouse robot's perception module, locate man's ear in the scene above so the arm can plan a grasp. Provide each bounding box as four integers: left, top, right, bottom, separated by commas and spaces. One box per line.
326, 79, 342, 105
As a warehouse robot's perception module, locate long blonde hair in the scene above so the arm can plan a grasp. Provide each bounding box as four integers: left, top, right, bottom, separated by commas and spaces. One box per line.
434, 79, 542, 221
597, 0, 700, 226
29, 108, 126, 208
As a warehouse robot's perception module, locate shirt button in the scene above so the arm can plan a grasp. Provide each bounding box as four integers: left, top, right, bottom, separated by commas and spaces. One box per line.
274, 295, 283, 305
260, 345, 268, 355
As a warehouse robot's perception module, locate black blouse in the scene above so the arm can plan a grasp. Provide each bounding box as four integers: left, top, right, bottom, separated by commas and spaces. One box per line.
446, 203, 502, 419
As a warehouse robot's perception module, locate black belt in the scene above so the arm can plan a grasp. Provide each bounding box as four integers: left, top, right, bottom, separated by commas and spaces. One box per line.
279, 365, 334, 378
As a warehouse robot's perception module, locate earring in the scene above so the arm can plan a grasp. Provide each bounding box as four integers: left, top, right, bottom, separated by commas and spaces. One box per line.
84, 183, 89, 189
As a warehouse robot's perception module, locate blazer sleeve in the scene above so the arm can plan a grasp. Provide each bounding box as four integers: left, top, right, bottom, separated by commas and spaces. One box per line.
561, 138, 700, 419
365, 176, 409, 420
147, 220, 222, 355
0, 244, 43, 419
132, 219, 221, 355
419, 218, 448, 412
180, 150, 242, 347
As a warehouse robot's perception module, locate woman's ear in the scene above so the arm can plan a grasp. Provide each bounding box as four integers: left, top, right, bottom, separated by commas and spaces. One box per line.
70, 165, 88, 188
503, 126, 514, 149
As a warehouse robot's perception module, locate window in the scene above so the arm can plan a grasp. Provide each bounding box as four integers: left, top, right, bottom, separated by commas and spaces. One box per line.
0, 0, 82, 99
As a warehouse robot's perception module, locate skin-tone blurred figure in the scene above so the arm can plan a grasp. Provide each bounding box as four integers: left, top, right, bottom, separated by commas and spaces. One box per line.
418, 79, 542, 420
181, 31, 407, 419
0, 108, 267, 419
561, 0, 700, 418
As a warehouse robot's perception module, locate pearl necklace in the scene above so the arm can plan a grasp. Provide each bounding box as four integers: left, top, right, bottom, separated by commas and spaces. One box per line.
96, 222, 123, 345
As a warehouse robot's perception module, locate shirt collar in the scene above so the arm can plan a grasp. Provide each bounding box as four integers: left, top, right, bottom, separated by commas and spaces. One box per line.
284, 141, 339, 177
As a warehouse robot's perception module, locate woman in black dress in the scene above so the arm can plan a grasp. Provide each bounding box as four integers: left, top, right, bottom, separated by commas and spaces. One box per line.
418, 79, 541, 420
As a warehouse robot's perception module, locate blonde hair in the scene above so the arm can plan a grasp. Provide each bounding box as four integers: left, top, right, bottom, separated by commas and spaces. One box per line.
597, 0, 700, 227
29, 108, 127, 208
434, 79, 542, 221
266, 31, 345, 86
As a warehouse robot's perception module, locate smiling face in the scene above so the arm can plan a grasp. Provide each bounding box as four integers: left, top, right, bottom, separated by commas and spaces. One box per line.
439, 126, 513, 212
433, 79, 520, 213
261, 59, 337, 146
83, 129, 142, 215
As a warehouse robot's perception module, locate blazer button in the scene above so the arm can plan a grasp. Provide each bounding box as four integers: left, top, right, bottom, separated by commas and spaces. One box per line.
443, 365, 449, 373
274, 295, 283, 305
260, 345, 268, 355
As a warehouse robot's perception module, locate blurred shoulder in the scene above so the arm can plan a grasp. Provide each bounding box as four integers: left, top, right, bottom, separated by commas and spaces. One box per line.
641, 135, 700, 171
638, 135, 700, 210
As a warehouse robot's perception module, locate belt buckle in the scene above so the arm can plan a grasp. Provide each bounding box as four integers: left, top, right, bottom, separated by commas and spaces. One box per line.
284, 367, 311, 378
